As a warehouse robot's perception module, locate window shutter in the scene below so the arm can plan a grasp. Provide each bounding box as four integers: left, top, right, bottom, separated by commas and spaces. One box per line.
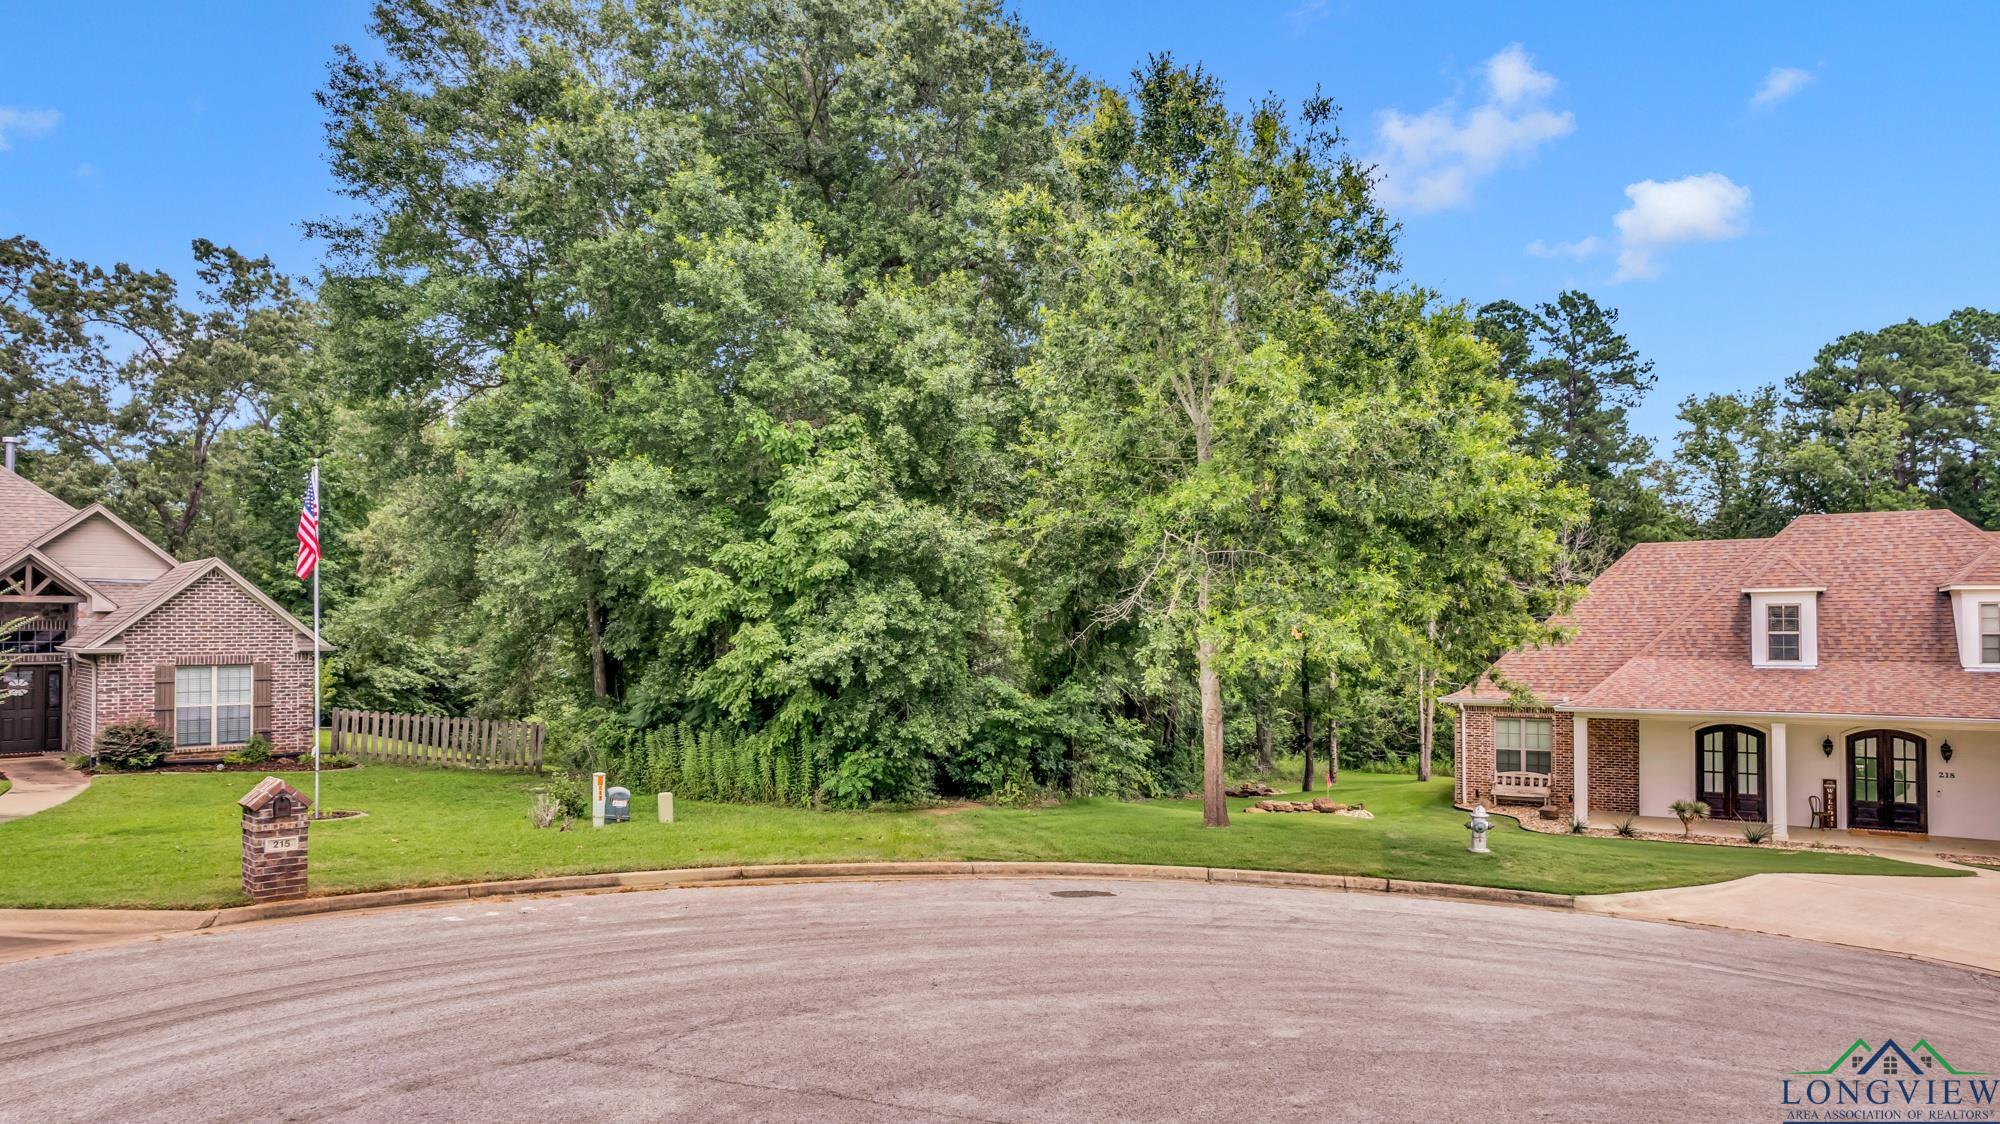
154, 663, 175, 733
252, 662, 273, 741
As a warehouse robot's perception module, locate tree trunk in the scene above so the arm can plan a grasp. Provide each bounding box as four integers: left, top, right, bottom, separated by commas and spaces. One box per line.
1197, 568, 1228, 827
1326, 668, 1338, 786
1417, 620, 1436, 782
1254, 705, 1273, 775
587, 596, 613, 700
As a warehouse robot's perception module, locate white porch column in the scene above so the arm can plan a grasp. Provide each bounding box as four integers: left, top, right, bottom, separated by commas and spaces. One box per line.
1770, 722, 1789, 841
1572, 716, 1590, 826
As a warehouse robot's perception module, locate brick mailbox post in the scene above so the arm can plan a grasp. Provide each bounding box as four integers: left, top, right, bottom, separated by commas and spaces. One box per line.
240, 776, 311, 902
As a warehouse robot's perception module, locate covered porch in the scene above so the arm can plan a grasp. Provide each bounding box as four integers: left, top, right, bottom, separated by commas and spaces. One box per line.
1568, 711, 2000, 844
1605, 814, 2000, 862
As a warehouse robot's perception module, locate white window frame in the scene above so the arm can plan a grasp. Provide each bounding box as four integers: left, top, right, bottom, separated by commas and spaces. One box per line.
1766, 603, 1802, 663
1494, 717, 1553, 776
1747, 590, 1819, 668
1982, 602, 2000, 666
175, 664, 253, 748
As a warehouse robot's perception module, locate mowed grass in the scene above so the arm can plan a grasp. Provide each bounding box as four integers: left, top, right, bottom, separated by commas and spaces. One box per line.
0, 766, 1954, 909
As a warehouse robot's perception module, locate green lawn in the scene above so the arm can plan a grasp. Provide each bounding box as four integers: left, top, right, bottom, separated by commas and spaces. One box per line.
0, 766, 1955, 909
0, 777, 11, 799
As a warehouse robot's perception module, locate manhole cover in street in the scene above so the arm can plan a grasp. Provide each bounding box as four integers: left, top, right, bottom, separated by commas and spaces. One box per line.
1049, 890, 1116, 898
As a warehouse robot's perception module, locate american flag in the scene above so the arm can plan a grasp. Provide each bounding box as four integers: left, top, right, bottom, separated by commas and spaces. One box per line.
295, 466, 320, 581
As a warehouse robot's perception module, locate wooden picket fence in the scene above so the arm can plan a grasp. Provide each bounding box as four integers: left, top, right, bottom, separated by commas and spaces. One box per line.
330, 708, 543, 771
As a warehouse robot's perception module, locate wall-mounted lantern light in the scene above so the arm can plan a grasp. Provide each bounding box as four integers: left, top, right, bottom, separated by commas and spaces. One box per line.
1941, 741, 1954, 763
1821, 737, 1834, 757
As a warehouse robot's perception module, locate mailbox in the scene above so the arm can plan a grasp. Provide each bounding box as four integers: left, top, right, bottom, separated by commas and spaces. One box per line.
606, 786, 631, 823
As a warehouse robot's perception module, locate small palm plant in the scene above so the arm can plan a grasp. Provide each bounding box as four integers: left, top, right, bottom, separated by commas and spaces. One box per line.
1614, 816, 1637, 837
1669, 799, 1711, 838
1741, 822, 1773, 845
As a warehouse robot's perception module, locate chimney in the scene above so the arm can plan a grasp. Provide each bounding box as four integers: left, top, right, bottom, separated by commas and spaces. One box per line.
2, 436, 15, 472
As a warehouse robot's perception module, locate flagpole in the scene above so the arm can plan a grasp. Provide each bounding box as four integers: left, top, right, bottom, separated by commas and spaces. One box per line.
311, 458, 322, 818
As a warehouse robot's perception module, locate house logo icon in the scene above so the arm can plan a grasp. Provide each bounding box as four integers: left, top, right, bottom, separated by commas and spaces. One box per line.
1782, 1038, 1997, 1120
1792, 1038, 1986, 1078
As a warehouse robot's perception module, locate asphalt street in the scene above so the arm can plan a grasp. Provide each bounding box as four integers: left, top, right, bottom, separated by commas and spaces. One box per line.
0, 878, 1994, 1122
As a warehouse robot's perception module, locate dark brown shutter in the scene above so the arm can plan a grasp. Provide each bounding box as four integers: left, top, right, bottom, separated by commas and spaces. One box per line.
154, 663, 175, 734
252, 662, 273, 742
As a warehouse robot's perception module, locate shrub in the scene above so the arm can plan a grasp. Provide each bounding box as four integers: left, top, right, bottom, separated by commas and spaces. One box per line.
1669, 799, 1711, 838
530, 792, 559, 829
319, 753, 356, 769
1568, 816, 1589, 834
546, 773, 589, 818
1741, 821, 1774, 845
1614, 816, 1637, 838
96, 721, 168, 772
63, 752, 92, 771
223, 736, 274, 766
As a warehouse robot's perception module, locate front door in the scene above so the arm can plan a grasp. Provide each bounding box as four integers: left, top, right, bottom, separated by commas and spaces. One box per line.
0, 666, 47, 756
1847, 731, 1927, 833
1696, 725, 1767, 821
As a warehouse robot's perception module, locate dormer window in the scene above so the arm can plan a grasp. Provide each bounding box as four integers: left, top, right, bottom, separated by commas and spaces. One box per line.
1943, 587, 2000, 671
1767, 604, 1802, 662
1746, 588, 1820, 668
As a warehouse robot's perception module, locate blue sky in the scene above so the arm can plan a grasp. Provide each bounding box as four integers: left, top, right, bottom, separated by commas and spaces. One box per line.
4, 1, 1995, 444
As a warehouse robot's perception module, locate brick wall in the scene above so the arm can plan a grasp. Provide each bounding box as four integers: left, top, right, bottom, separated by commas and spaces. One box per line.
91, 572, 315, 756
1455, 709, 1641, 816
1586, 717, 1640, 815
1457, 707, 1572, 809
69, 655, 95, 753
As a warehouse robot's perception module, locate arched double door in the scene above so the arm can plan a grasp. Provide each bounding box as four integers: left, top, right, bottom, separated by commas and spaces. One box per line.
1847, 731, 1927, 833
1695, 725, 1766, 821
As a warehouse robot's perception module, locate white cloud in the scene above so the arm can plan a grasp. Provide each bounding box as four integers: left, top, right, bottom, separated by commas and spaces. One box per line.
1486, 43, 1559, 106
1751, 66, 1814, 109
1525, 236, 1604, 260
1613, 173, 1751, 280
1286, 0, 1331, 33
1371, 44, 1574, 213
0, 107, 60, 152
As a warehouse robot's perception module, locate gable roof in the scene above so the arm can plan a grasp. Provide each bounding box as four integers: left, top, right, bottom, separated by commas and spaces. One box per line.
0, 468, 81, 558
1448, 509, 2000, 721
0, 545, 122, 613
1940, 543, 2000, 589
64, 557, 330, 654
29, 502, 181, 571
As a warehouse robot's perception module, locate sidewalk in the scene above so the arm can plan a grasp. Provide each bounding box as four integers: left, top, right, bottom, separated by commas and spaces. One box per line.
0, 755, 89, 824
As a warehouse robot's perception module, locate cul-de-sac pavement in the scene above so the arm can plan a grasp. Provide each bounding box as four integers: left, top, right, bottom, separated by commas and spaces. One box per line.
4, 878, 1998, 1123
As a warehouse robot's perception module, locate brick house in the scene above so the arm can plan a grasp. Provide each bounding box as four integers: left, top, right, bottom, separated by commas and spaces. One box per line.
0, 458, 326, 760
1447, 509, 2000, 843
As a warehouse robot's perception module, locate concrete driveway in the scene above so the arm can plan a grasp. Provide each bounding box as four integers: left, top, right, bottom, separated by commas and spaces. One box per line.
0, 755, 87, 824
2, 878, 1995, 1123
1579, 864, 2000, 972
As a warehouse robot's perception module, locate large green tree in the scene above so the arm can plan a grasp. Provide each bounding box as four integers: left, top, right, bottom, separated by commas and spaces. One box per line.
314, 0, 1072, 802
0, 236, 314, 559
1671, 309, 1997, 535
1476, 291, 1684, 560
1013, 60, 1575, 824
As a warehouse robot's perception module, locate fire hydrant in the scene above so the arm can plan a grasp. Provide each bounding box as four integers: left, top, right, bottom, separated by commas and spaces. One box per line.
1467, 803, 1492, 854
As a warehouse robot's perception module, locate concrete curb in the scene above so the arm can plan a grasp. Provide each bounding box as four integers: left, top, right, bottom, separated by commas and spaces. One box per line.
193, 861, 1573, 928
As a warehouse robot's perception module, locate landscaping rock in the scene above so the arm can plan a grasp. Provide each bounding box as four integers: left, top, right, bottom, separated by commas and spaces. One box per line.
1335, 808, 1375, 819
1226, 782, 1279, 797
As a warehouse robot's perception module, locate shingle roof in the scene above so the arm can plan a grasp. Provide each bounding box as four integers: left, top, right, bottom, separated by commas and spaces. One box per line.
1448, 508, 2000, 721
1941, 543, 2000, 588
0, 469, 80, 558
66, 559, 210, 645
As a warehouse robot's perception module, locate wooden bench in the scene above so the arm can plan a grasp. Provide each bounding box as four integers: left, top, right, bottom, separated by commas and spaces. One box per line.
1490, 771, 1552, 805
